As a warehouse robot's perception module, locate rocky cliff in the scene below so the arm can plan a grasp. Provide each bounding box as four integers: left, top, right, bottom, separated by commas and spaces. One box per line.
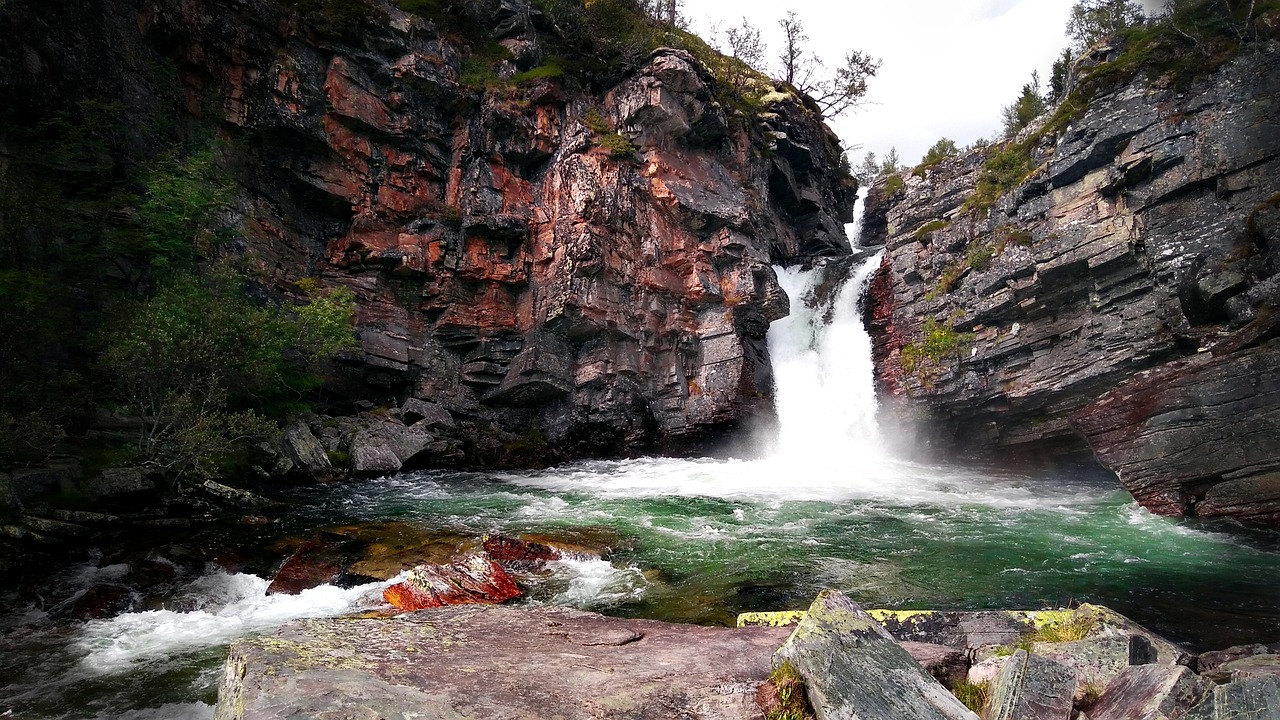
1, 0, 855, 465
864, 39, 1280, 525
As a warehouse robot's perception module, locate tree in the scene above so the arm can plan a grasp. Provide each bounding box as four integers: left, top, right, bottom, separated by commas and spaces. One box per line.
776, 12, 880, 118
920, 138, 959, 167
880, 147, 903, 176
720, 17, 767, 95
1001, 72, 1048, 137
1049, 48, 1074, 100
856, 151, 880, 185
102, 271, 356, 479
1067, 0, 1146, 50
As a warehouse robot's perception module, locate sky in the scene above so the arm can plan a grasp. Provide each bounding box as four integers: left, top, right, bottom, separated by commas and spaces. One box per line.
680, 0, 1083, 167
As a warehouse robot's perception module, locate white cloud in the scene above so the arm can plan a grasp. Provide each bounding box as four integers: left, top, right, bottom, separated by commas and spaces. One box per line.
683, 0, 1077, 166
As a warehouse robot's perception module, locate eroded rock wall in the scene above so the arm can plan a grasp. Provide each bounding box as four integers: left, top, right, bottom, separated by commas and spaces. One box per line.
28, 0, 855, 459
864, 43, 1280, 523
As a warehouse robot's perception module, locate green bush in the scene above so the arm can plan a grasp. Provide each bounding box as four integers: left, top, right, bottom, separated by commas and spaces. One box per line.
914, 138, 959, 175
582, 108, 636, 158
101, 270, 356, 478
899, 318, 973, 378
511, 62, 566, 84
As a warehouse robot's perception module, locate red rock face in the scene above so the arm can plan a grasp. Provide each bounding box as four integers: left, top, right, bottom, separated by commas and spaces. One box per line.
140, 2, 855, 459
383, 555, 522, 611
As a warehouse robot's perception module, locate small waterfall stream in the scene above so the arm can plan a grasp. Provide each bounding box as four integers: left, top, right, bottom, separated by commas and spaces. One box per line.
5, 246, 1280, 719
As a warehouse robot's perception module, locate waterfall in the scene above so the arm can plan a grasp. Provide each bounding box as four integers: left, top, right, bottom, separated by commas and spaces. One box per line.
768, 255, 885, 461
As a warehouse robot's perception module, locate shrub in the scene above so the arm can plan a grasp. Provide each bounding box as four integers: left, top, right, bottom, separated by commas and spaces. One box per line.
963, 141, 1034, 213
762, 661, 812, 720
883, 175, 905, 196
582, 108, 636, 158
914, 138, 959, 175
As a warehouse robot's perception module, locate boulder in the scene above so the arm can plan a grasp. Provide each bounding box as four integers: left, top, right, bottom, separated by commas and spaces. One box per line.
195, 480, 276, 510
83, 467, 155, 497
1199, 643, 1280, 673
1088, 665, 1212, 720
351, 443, 401, 475
382, 554, 521, 611
399, 398, 454, 428
1182, 675, 1280, 719
970, 656, 1010, 685
214, 605, 793, 720
1203, 655, 1280, 684
338, 523, 477, 581
774, 590, 979, 720
987, 649, 1077, 720
1033, 635, 1154, 688
349, 420, 435, 475
10, 466, 69, 500
278, 421, 332, 478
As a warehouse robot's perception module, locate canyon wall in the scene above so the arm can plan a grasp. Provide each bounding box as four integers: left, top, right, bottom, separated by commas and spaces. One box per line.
2, 0, 856, 462
864, 41, 1280, 524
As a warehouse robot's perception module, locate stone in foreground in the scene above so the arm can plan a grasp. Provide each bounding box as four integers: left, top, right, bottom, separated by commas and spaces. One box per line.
1182, 675, 1280, 719
988, 649, 1076, 720
1088, 665, 1212, 720
774, 590, 978, 720
213, 604, 792, 720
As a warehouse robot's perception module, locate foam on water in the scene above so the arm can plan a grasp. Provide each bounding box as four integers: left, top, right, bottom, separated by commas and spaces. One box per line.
73, 571, 389, 677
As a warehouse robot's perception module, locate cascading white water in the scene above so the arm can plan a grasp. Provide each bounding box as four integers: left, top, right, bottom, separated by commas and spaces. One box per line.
769, 256, 885, 461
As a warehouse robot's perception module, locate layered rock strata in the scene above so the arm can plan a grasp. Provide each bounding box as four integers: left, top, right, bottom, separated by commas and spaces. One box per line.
150, 0, 853, 457
864, 41, 1280, 523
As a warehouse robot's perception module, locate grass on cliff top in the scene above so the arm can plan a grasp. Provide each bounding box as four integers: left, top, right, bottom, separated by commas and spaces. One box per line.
961, 0, 1280, 215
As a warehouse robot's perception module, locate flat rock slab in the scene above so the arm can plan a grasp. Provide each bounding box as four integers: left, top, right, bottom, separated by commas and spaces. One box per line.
214, 604, 792, 720
774, 590, 978, 720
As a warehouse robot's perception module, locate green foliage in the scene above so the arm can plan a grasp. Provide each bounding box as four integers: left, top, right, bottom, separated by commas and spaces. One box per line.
133, 143, 235, 275
1001, 73, 1048, 137
964, 142, 1034, 213
0, 412, 67, 466
951, 682, 990, 715
326, 449, 351, 468
915, 138, 959, 175
101, 270, 356, 478
582, 108, 637, 158
914, 220, 949, 243
1030, 614, 1098, 642
284, 0, 388, 39
900, 318, 973, 377
510, 62, 566, 84
883, 175, 905, 196
765, 661, 812, 720
1067, 0, 1146, 51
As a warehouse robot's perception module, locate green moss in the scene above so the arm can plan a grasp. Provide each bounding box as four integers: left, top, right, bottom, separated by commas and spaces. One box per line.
900, 317, 974, 378
951, 681, 989, 715
326, 450, 350, 468
510, 62, 565, 84
962, 141, 1034, 214
582, 108, 636, 159
883, 175, 905, 196
766, 661, 813, 720
913, 220, 949, 243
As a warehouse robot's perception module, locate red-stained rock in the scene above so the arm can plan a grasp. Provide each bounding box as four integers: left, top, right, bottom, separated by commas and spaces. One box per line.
267, 537, 353, 595
481, 534, 561, 565
382, 554, 521, 611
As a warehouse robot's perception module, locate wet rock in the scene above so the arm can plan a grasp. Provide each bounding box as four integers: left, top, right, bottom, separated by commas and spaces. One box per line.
349, 419, 435, 476
987, 649, 1077, 720
193, 480, 277, 511
382, 554, 521, 611
1182, 675, 1280, 719
481, 533, 562, 566
215, 604, 793, 720
774, 590, 979, 720
67, 583, 135, 620
338, 523, 477, 580
1204, 655, 1280, 684
1087, 665, 1212, 720
20, 515, 92, 538
267, 535, 358, 595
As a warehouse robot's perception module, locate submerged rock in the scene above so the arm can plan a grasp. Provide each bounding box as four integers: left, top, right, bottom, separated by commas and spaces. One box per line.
382, 554, 521, 611
774, 590, 978, 720
213, 605, 792, 720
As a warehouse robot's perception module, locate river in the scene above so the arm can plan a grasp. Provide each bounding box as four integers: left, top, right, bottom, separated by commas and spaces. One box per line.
3, 255, 1280, 719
